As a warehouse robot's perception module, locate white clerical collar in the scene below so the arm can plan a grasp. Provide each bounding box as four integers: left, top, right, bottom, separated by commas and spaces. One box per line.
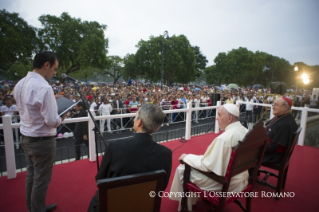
225, 121, 241, 131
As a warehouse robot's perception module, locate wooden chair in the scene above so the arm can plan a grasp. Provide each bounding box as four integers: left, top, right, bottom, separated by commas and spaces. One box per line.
97, 170, 166, 212
180, 120, 269, 212
257, 127, 302, 200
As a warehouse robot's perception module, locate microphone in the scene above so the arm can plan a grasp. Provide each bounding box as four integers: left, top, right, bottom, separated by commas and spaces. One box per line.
61, 73, 78, 83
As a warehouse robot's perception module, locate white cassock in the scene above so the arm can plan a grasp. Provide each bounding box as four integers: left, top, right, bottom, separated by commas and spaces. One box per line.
170, 121, 249, 211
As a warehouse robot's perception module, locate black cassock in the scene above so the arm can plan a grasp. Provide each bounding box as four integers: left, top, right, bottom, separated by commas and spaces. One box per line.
262, 113, 298, 164
88, 133, 172, 212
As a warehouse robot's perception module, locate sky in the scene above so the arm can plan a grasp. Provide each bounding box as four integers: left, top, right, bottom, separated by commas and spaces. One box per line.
1, 0, 319, 66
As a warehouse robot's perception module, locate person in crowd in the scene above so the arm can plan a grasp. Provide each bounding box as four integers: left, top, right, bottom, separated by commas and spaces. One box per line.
88, 104, 172, 212
161, 95, 171, 125
169, 104, 248, 211
225, 93, 234, 104
171, 96, 178, 122
200, 93, 208, 118
14, 51, 68, 212
98, 98, 112, 134
73, 101, 89, 160
292, 96, 301, 120
310, 95, 318, 109
253, 96, 263, 123
112, 94, 124, 129
193, 94, 200, 123
262, 97, 298, 164
87, 95, 97, 111
245, 95, 254, 129
129, 96, 139, 113
0, 95, 18, 117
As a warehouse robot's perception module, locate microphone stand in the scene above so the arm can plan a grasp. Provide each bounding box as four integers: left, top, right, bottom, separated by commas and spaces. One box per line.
72, 81, 107, 172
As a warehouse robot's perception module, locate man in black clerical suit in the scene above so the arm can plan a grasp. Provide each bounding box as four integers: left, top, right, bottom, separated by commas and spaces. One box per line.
263, 97, 298, 164
73, 101, 89, 160
88, 104, 172, 212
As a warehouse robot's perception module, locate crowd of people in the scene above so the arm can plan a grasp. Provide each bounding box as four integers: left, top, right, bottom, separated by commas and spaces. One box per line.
1, 77, 318, 135
1, 51, 318, 212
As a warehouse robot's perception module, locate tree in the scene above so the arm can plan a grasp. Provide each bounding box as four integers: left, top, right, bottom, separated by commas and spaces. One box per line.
100, 56, 124, 84
0, 9, 37, 70
123, 53, 138, 80
123, 34, 200, 85
37, 12, 109, 79
206, 47, 294, 87
192, 46, 208, 78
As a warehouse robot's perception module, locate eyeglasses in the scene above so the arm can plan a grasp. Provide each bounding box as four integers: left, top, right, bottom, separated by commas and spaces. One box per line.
272, 103, 285, 107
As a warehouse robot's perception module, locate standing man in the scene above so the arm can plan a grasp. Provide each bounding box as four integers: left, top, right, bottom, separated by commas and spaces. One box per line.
112, 94, 123, 129
14, 51, 68, 212
73, 101, 89, 160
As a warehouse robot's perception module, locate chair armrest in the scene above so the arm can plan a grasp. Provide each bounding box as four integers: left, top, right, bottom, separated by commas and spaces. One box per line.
182, 161, 226, 185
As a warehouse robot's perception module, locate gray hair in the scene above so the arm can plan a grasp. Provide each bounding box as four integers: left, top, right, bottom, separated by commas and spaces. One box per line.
137, 104, 164, 134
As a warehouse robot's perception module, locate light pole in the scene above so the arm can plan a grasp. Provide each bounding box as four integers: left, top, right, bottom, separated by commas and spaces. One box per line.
294, 66, 298, 93
161, 30, 169, 90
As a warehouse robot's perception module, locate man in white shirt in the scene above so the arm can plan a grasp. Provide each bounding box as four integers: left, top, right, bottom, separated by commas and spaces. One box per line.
14, 51, 68, 212
170, 104, 248, 211
193, 95, 200, 123
310, 95, 318, 108
87, 95, 97, 111
0, 95, 18, 118
98, 98, 113, 133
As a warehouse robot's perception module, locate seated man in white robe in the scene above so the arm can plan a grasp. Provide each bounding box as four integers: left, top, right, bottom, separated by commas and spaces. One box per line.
169, 104, 249, 211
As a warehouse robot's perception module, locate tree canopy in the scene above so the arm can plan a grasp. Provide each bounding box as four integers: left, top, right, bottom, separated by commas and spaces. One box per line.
123, 34, 207, 85
205, 47, 293, 87
0, 9, 37, 70
37, 12, 109, 78
100, 55, 124, 84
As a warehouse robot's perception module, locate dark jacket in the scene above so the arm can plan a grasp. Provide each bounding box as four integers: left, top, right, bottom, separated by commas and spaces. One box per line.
253, 99, 263, 114
73, 109, 88, 138
112, 99, 124, 113
262, 113, 298, 164
88, 133, 172, 212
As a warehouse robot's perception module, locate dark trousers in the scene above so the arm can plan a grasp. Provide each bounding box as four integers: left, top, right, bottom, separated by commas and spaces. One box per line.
75, 136, 89, 160
21, 138, 56, 212
246, 110, 252, 123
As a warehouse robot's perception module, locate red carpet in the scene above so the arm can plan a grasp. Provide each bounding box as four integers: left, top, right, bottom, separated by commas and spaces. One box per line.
1, 133, 318, 212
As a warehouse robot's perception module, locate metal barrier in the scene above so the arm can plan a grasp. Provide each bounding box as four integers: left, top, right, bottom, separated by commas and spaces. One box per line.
1, 101, 319, 179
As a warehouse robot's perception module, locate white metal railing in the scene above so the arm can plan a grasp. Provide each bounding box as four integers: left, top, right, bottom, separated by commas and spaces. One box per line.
1, 101, 319, 179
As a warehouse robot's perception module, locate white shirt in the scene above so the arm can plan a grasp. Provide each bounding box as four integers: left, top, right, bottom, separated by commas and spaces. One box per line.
98, 103, 112, 115
0, 104, 18, 116
245, 98, 254, 111
310, 98, 318, 107
1, 104, 18, 122
194, 98, 200, 108
90, 102, 97, 110
14, 72, 62, 136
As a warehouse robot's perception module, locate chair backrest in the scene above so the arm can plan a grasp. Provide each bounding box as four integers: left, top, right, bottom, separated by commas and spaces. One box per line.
97, 170, 166, 212
225, 120, 269, 184
281, 127, 302, 167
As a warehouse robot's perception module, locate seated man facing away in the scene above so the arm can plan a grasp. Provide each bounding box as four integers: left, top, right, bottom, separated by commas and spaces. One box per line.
262, 97, 298, 164
88, 104, 172, 212
170, 104, 249, 211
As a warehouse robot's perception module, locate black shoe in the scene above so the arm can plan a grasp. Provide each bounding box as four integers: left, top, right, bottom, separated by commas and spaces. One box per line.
46, 203, 56, 211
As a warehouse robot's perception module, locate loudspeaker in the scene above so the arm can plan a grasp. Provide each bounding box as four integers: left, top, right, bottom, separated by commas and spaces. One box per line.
271, 82, 286, 95
211, 93, 221, 106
